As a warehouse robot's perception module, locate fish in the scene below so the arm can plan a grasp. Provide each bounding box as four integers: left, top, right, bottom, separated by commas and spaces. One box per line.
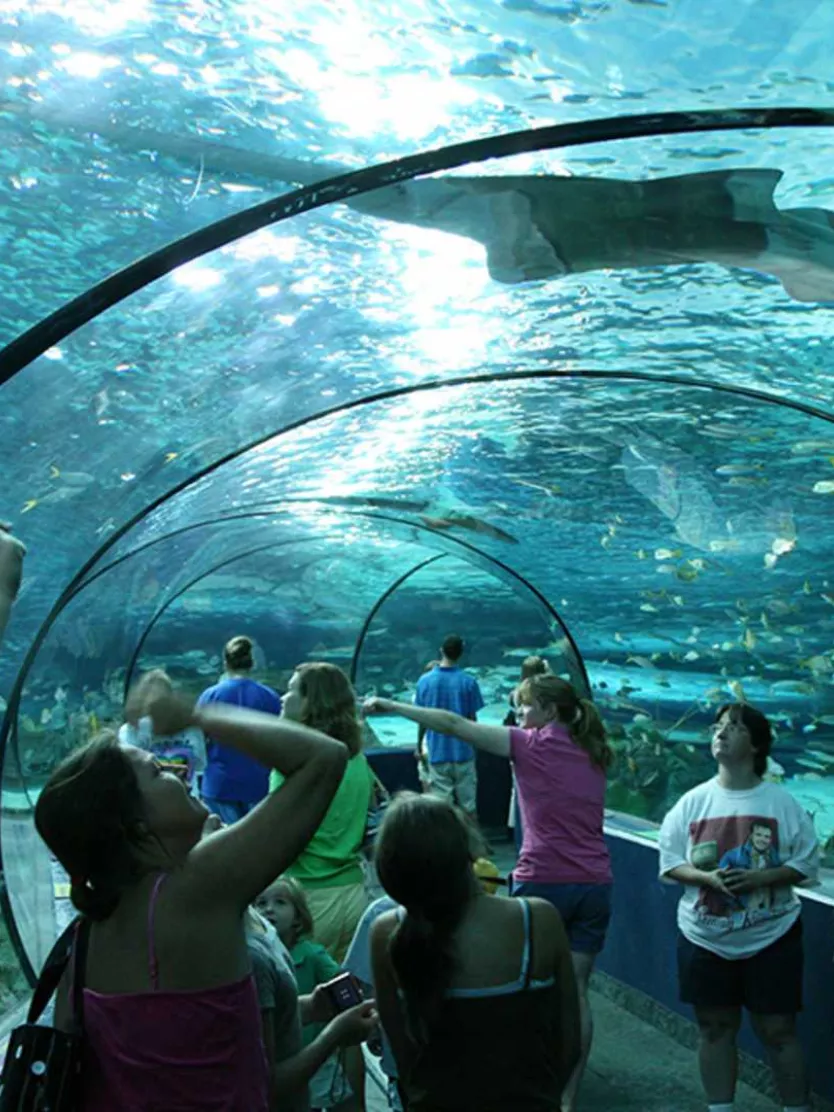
728, 680, 747, 702
812, 480, 834, 494
744, 628, 757, 651
655, 548, 683, 560
715, 464, 762, 477
801, 655, 834, 675
312, 495, 431, 513
419, 514, 517, 544
676, 565, 699, 583
626, 656, 656, 669
769, 679, 817, 695
792, 441, 834, 455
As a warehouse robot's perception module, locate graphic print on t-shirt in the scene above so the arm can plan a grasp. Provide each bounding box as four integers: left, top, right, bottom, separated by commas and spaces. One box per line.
689, 814, 789, 930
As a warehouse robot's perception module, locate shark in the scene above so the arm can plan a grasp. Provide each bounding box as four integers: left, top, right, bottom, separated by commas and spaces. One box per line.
6, 97, 834, 303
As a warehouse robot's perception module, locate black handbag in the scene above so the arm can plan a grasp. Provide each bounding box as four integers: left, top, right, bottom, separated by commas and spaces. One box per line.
0, 917, 89, 1111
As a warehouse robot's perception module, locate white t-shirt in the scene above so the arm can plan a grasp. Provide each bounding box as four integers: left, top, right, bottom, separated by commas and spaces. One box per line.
118, 717, 207, 796
658, 778, 819, 959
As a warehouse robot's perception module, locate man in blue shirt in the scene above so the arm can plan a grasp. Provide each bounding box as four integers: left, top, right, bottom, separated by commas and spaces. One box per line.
414, 634, 484, 817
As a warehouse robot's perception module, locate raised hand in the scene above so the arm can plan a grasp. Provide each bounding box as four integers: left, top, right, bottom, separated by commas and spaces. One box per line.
125, 675, 194, 737
362, 697, 389, 716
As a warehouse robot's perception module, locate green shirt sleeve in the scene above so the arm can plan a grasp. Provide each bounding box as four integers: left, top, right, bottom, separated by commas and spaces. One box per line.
313, 944, 342, 982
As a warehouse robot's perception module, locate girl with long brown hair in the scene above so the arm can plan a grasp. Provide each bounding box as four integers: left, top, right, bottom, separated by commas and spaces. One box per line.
273, 662, 375, 962
364, 673, 614, 1112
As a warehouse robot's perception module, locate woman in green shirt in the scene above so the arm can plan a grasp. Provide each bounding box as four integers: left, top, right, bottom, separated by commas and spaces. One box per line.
272, 663, 374, 961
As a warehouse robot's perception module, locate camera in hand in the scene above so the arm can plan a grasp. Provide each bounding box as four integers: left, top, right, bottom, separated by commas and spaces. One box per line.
322, 972, 363, 1013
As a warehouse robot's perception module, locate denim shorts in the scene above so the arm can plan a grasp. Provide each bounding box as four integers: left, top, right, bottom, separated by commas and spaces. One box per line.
511, 880, 612, 954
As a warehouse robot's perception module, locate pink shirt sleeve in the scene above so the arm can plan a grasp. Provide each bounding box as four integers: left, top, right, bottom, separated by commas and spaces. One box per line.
508, 726, 533, 766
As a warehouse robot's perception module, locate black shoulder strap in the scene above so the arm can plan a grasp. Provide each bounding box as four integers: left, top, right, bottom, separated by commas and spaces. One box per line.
26, 918, 86, 1025
71, 918, 90, 1028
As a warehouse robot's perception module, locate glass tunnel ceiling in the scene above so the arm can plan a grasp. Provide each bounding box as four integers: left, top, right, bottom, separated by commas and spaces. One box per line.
1, 0, 834, 694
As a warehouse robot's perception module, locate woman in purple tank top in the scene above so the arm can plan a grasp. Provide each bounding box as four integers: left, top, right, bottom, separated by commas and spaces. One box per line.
365, 675, 614, 1112
34, 674, 351, 1112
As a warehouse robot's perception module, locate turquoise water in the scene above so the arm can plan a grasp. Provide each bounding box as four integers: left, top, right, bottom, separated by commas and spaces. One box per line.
1, 1, 834, 998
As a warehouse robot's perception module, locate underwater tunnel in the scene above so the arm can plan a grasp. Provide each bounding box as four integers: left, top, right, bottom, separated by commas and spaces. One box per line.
2, 2, 834, 1098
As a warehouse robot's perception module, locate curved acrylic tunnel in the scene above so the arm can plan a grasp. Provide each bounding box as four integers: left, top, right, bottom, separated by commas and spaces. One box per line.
2, 104, 834, 1005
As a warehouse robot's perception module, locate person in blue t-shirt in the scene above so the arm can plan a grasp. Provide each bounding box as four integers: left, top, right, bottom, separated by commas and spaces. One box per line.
414, 634, 484, 817
197, 634, 282, 823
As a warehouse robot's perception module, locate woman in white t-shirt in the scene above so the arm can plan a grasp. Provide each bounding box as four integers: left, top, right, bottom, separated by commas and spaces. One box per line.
658, 702, 818, 1112
118, 670, 207, 795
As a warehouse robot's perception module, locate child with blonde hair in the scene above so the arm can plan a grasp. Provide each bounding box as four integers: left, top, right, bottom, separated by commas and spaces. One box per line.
257, 877, 367, 1112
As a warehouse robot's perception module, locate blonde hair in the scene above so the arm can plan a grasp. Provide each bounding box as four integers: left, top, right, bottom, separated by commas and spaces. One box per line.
270, 876, 314, 945
516, 674, 613, 771
296, 662, 362, 756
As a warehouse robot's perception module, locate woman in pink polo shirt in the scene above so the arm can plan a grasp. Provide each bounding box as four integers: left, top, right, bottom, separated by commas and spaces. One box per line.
364, 673, 613, 1112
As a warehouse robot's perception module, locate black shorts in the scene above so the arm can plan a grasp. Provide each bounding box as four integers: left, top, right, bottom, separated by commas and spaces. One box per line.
677, 917, 803, 1015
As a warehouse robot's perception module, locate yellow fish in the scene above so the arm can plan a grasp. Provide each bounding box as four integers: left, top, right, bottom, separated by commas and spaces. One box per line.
744, 628, 757, 651
21, 499, 38, 513
728, 680, 747, 702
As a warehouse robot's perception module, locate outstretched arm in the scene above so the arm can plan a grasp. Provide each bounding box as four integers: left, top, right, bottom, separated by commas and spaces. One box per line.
364, 697, 510, 758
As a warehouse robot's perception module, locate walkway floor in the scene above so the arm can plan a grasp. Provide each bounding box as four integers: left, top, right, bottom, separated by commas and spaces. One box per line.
365, 985, 779, 1111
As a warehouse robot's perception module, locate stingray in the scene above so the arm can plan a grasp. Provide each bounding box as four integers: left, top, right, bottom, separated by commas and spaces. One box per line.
7, 99, 834, 302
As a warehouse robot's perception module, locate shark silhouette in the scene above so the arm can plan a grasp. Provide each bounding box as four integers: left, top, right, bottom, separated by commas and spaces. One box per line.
7, 100, 834, 303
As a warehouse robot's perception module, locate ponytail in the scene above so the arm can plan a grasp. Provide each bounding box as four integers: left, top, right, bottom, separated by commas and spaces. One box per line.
571, 698, 614, 771
517, 676, 614, 772
70, 876, 121, 921
388, 904, 465, 1044
374, 792, 474, 1044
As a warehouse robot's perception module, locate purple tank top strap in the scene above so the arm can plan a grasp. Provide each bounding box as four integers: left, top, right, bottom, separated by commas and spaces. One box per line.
147, 873, 168, 990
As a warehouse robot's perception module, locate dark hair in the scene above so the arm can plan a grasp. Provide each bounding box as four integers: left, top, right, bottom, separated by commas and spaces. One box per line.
375, 793, 474, 1043
715, 703, 772, 777
520, 655, 548, 681
441, 634, 464, 662
295, 662, 362, 756
750, 819, 773, 835
516, 674, 613, 771
224, 635, 254, 672
34, 732, 154, 921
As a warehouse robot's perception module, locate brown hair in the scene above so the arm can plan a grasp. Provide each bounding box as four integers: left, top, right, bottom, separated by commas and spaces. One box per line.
34, 732, 156, 920
516, 674, 613, 771
520, 655, 549, 681
224, 635, 254, 672
140, 669, 173, 693
270, 876, 314, 946
375, 793, 474, 1043
715, 703, 772, 777
295, 662, 362, 756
